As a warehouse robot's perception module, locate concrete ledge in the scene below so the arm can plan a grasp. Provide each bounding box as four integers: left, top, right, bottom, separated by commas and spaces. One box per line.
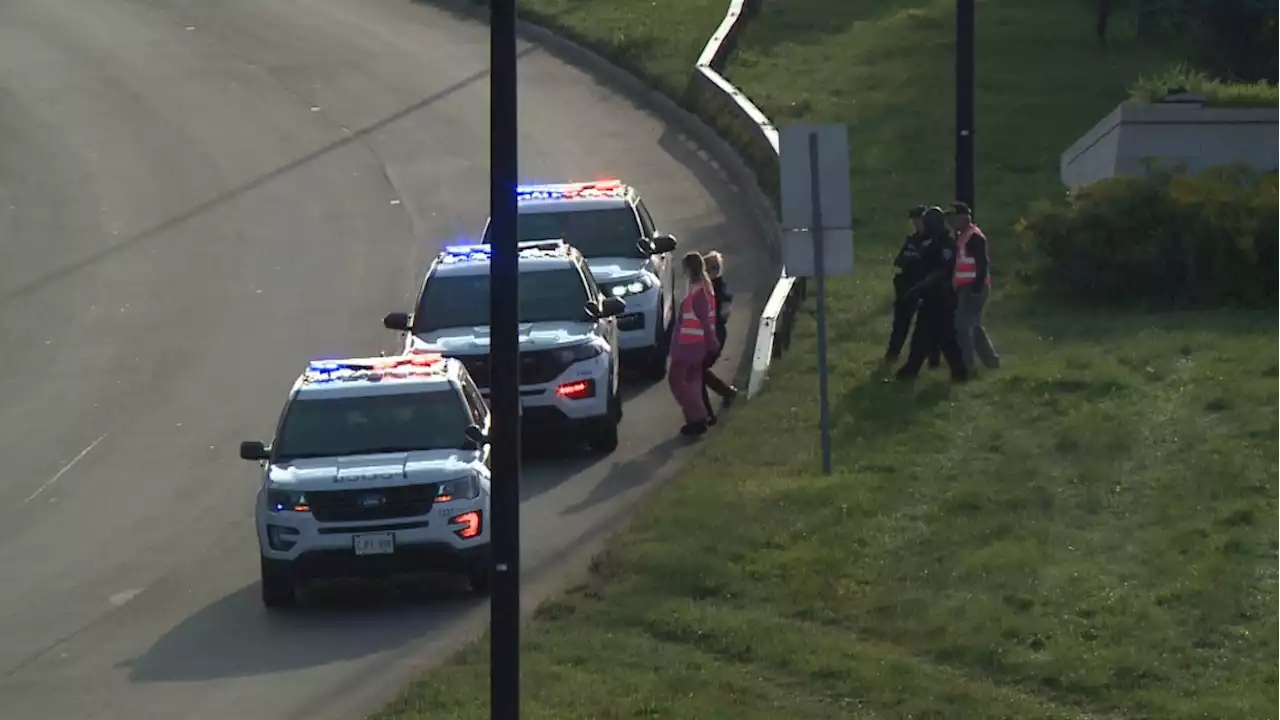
1061, 100, 1280, 187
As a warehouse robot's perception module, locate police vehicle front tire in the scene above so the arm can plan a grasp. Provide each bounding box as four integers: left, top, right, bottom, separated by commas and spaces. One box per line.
645, 308, 670, 381
260, 558, 298, 609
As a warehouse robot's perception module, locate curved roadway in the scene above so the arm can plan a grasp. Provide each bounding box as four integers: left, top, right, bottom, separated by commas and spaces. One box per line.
0, 0, 767, 718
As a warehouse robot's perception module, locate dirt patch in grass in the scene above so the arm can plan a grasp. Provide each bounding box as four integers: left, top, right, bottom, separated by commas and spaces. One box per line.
376, 2, 1278, 718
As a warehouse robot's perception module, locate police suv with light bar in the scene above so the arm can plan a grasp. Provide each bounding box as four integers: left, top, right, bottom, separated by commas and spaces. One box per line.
238, 353, 493, 608
481, 179, 677, 380
382, 239, 625, 453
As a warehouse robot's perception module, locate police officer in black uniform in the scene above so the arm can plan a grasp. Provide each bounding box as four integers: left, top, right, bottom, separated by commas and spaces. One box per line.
885, 205, 940, 369
895, 206, 968, 382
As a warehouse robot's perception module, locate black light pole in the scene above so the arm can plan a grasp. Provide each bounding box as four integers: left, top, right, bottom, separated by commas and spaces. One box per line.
955, 0, 976, 212
488, 0, 520, 719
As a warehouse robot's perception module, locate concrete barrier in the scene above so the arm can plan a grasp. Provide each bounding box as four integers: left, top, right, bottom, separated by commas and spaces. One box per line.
688, 0, 803, 398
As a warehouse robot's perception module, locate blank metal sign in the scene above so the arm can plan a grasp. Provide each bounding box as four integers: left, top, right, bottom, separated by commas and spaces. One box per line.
778, 123, 853, 278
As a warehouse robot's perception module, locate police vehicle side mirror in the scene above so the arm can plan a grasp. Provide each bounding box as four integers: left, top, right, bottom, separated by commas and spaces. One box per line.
239, 440, 270, 462
650, 234, 677, 254
383, 312, 411, 331
463, 424, 489, 447
599, 296, 627, 318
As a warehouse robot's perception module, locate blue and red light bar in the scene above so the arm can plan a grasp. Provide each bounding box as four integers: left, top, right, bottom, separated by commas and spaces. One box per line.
303, 353, 447, 384
516, 178, 625, 201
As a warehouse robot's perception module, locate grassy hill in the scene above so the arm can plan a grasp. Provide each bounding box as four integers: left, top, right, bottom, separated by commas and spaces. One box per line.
377, 1, 1278, 718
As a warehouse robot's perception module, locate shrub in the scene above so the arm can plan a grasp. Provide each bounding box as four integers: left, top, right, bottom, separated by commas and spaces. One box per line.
1016, 163, 1278, 308
1129, 64, 1279, 107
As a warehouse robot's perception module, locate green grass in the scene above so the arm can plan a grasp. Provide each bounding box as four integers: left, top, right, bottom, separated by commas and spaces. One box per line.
514, 0, 729, 102
1128, 63, 1280, 107
378, 1, 1279, 718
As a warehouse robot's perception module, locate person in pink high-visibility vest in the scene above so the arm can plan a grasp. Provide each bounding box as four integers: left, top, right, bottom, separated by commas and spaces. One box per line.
946, 202, 1001, 372
668, 252, 720, 437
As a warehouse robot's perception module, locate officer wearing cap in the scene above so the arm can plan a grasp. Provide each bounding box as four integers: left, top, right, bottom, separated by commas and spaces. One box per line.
895, 206, 967, 382
945, 201, 1000, 372
885, 205, 941, 368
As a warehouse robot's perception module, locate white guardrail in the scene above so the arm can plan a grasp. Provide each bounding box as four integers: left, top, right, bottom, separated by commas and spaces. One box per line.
692, 0, 797, 400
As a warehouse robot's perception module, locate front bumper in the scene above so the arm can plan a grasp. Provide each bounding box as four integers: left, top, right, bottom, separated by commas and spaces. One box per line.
266, 541, 491, 581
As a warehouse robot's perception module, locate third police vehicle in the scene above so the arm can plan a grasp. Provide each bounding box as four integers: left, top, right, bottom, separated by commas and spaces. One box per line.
382, 240, 626, 454
481, 179, 678, 379
238, 353, 493, 609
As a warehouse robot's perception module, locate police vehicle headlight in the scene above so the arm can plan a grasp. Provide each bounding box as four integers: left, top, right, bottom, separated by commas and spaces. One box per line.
435, 475, 480, 502
553, 341, 606, 365
267, 488, 310, 513
607, 276, 654, 297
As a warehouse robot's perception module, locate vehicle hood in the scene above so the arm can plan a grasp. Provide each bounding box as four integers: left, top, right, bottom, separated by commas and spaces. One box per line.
268, 449, 478, 491
584, 257, 648, 283
410, 320, 596, 355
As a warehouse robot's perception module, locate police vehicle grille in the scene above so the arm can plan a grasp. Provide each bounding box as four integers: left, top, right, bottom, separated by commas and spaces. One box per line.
457, 349, 574, 388
307, 483, 437, 523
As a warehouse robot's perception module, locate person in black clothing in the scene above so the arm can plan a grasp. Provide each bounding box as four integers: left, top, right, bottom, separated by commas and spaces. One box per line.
895, 207, 968, 382
700, 251, 738, 425
886, 205, 940, 369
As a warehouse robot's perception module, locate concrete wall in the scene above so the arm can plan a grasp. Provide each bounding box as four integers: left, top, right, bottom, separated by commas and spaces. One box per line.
1060, 100, 1279, 188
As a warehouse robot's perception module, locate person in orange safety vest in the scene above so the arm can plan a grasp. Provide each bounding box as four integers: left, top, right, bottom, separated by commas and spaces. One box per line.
945, 202, 1000, 372
668, 252, 720, 437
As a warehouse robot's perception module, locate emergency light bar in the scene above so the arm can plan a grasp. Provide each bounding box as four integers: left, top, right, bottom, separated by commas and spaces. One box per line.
517, 238, 568, 252
303, 354, 447, 384
516, 178, 626, 201
441, 240, 570, 263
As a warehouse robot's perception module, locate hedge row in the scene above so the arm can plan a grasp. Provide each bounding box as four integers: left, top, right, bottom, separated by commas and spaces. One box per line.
1017, 163, 1278, 309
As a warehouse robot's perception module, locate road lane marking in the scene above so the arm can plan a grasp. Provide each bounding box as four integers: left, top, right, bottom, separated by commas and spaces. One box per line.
22, 434, 108, 506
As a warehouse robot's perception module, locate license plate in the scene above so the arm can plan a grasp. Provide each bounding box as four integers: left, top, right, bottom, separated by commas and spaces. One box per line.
353, 532, 395, 556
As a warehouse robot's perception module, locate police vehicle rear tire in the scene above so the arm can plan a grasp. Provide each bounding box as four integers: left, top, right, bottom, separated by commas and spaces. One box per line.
468, 566, 492, 595
588, 389, 621, 454
260, 558, 298, 609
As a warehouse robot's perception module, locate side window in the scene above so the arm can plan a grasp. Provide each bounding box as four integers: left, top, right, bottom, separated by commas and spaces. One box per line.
458, 376, 488, 426
635, 200, 656, 238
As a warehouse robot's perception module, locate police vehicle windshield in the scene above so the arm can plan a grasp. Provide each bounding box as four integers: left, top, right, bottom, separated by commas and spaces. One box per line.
414, 267, 592, 332
485, 209, 645, 259
273, 391, 471, 462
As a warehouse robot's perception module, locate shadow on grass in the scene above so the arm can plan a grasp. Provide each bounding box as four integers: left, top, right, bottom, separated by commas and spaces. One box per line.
740, 0, 942, 57
999, 291, 1276, 344
832, 370, 952, 447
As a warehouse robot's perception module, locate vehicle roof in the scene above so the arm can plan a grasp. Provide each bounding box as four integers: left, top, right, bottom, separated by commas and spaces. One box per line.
430, 240, 582, 278
291, 353, 463, 399
515, 179, 635, 214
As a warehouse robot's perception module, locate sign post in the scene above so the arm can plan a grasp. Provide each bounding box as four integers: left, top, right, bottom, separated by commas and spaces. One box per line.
489, 0, 521, 718
779, 124, 853, 476
956, 0, 976, 211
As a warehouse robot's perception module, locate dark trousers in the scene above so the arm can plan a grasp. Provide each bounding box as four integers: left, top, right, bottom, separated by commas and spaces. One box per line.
701, 329, 733, 416
897, 294, 967, 380
887, 296, 940, 368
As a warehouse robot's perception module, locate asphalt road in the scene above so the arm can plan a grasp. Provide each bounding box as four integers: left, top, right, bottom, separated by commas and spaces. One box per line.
0, 0, 770, 718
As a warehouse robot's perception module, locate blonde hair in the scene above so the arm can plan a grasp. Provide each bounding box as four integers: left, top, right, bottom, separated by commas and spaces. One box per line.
702, 250, 724, 278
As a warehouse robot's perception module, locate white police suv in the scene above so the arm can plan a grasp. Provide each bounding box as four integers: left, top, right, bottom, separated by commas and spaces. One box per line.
480, 179, 678, 380
382, 240, 626, 453
238, 353, 494, 608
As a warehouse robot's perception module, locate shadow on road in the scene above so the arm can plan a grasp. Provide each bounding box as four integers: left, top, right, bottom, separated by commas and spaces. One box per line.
123, 578, 483, 683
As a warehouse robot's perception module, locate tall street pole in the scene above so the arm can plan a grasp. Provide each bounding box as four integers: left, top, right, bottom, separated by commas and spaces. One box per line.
488, 0, 520, 718
955, 0, 976, 212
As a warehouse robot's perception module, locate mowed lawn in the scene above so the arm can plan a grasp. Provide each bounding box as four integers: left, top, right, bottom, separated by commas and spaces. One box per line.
377, 1, 1279, 718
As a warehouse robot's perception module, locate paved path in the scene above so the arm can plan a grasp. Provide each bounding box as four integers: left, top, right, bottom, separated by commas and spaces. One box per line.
0, 0, 768, 718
